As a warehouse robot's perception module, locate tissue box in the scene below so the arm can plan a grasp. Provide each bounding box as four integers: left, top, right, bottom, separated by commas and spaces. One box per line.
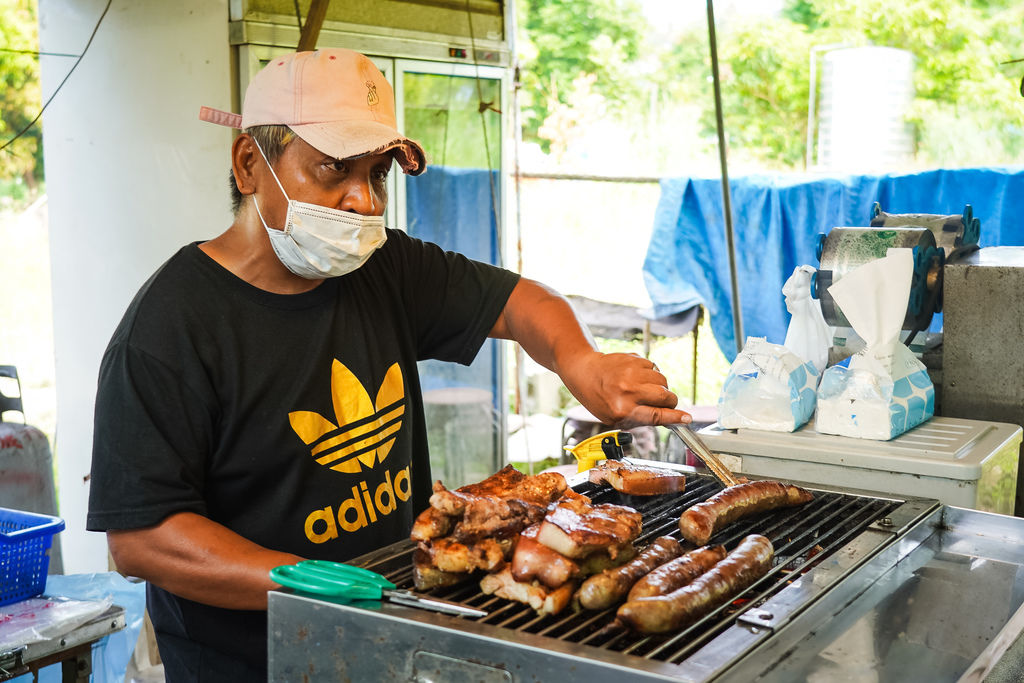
816, 344, 935, 440
718, 337, 819, 432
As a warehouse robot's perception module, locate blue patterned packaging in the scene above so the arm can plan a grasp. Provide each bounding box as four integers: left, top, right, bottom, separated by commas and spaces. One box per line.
815, 249, 935, 440
718, 337, 820, 432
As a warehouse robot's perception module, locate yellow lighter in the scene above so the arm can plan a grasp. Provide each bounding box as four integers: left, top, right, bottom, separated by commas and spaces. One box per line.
563, 430, 634, 472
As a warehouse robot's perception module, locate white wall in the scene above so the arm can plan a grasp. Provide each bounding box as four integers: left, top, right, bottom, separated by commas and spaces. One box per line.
39, 0, 233, 573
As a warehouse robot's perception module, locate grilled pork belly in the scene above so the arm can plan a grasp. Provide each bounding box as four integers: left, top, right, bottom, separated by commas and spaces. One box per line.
511, 524, 580, 588
480, 567, 577, 616
429, 465, 568, 516
588, 459, 687, 496
536, 497, 642, 559
450, 497, 547, 545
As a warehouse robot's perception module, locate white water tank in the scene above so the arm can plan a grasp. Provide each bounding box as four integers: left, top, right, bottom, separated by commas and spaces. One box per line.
817, 46, 914, 173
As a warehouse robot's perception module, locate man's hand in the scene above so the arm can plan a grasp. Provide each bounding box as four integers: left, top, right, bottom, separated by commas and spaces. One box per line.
559, 350, 692, 429
492, 278, 693, 428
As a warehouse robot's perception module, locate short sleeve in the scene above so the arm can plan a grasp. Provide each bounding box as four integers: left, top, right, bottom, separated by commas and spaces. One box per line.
87, 341, 216, 531
385, 231, 520, 364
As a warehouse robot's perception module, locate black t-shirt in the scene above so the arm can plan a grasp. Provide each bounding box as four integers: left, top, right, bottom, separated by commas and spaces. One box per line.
87, 230, 519, 680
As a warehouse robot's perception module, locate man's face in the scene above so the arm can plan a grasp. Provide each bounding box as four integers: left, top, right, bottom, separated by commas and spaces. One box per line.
255, 135, 392, 225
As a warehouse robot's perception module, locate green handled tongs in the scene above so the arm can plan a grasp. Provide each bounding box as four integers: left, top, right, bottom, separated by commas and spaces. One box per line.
270, 559, 487, 618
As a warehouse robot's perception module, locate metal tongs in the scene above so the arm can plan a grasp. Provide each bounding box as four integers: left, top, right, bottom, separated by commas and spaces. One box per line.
270, 560, 487, 618
665, 423, 740, 488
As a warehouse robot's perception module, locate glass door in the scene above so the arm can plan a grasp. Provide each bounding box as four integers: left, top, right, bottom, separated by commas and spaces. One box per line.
394, 59, 508, 489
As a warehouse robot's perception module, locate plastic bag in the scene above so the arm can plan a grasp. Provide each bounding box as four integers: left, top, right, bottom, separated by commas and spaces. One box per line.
718, 337, 819, 432
782, 265, 831, 374
8, 572, 146, 683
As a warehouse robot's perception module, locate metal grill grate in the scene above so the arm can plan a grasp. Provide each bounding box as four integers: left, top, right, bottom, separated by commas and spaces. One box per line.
359, 474, 901, 665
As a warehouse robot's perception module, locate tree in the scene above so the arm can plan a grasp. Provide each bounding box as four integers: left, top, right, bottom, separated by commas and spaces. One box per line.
516, 0, 649, 153
657, 0, 1024, 170
0, 0, 43, 194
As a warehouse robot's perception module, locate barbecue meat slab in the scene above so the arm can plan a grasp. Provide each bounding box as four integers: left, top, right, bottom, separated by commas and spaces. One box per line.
412, 548, 468, 590
480, 567, 577, 616
410, 506, 456, 542
536, 496, 642, 559
429, 465, 568, 516
419, 536, 511, 574
588, 459, 687, 496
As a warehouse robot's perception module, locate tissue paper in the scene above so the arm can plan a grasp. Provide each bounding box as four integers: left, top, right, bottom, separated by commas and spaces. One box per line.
816, 249, 935, 440
718, 337, 819, 432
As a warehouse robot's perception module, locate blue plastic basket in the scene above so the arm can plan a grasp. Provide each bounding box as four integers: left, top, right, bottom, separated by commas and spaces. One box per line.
0, 507, 65, 607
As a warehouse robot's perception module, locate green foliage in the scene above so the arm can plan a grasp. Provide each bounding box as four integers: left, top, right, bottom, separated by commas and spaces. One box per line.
0, 0, 43, 189
516, 0, 649, 153
652, 0, 1024, 169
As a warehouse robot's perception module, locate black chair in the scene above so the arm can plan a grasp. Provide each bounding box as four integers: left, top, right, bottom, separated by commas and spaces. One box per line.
0, 365, 25, 423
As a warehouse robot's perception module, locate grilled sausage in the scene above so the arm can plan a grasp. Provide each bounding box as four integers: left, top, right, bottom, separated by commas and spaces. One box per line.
576, 536, 682, 610
678, 480, 813, 545
616, 534, 774, 634
627, 544, 727, 600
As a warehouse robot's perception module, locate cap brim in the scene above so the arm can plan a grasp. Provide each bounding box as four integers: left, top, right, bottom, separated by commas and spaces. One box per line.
289, 120, 427, 176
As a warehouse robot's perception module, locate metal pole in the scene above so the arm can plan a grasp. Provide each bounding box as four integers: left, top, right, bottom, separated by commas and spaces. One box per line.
706, 0, 744, 355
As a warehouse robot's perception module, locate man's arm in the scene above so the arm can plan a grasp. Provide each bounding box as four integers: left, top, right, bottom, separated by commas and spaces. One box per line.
107, 512, 303, 610
490, 277, 691, 428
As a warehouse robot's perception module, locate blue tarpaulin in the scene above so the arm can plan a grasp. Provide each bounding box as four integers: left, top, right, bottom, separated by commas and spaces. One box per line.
642, 167, 1024, 361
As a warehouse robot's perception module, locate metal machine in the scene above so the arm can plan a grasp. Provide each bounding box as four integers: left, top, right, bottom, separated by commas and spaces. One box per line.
267, 466, 1024, 681
808, 205, 1024, 515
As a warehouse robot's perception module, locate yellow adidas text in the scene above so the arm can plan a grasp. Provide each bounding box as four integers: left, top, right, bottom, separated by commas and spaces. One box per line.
304, 465, 412, 542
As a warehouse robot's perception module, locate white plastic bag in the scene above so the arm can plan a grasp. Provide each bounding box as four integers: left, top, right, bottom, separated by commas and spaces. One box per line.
718, 337, 819, 432
782, 265, 831, 374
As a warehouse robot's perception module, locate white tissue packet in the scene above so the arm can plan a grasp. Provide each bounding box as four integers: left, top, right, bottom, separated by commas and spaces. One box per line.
718, 336, 819, 432
815, 249, 934, 440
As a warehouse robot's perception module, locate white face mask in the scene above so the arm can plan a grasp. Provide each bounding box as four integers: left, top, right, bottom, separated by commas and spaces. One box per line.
251, 138, 387, 280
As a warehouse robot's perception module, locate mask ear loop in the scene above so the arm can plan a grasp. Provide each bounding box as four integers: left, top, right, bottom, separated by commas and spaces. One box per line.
249, 134, 294, 234
251, 135, 291, 203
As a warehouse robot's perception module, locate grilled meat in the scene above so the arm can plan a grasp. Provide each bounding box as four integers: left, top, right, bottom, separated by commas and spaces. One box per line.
412, 548, 468, 590
420, 536, 511, 574
410, 505, 456, 542
429, 465, 568, 516
536, 497, 642, 559
616, 534, 774, 634
576, 536, 682, 610
588, 460, 687, 496
512, 523, 639, 590
480, 567, 577, 617
678, 480, 813, 545
511, 523, 580, 589
627, 545, 727, 600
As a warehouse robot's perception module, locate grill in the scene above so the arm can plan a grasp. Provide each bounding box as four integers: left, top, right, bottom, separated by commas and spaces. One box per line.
363, 474, 901, 664
269, 468, 961, 682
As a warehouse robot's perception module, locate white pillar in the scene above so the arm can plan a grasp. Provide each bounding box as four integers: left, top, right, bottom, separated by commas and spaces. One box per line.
39, 0, 233, 573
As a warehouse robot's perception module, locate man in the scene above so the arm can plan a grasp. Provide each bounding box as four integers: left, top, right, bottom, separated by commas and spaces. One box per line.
87, 49, 689, 681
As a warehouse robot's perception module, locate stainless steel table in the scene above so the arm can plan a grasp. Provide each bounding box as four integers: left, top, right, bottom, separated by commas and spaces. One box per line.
0, 604, 125, 682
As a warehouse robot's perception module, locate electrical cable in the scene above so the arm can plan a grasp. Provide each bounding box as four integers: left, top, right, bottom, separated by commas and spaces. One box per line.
0, 0, 113, 156
0, 48, 79, 58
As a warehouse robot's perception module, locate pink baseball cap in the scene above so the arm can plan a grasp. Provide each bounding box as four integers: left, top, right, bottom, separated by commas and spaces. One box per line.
200, 49, 426, 175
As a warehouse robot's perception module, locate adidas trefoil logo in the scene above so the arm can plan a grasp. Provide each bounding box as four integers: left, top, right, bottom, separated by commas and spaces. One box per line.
288, 361, 405, 474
